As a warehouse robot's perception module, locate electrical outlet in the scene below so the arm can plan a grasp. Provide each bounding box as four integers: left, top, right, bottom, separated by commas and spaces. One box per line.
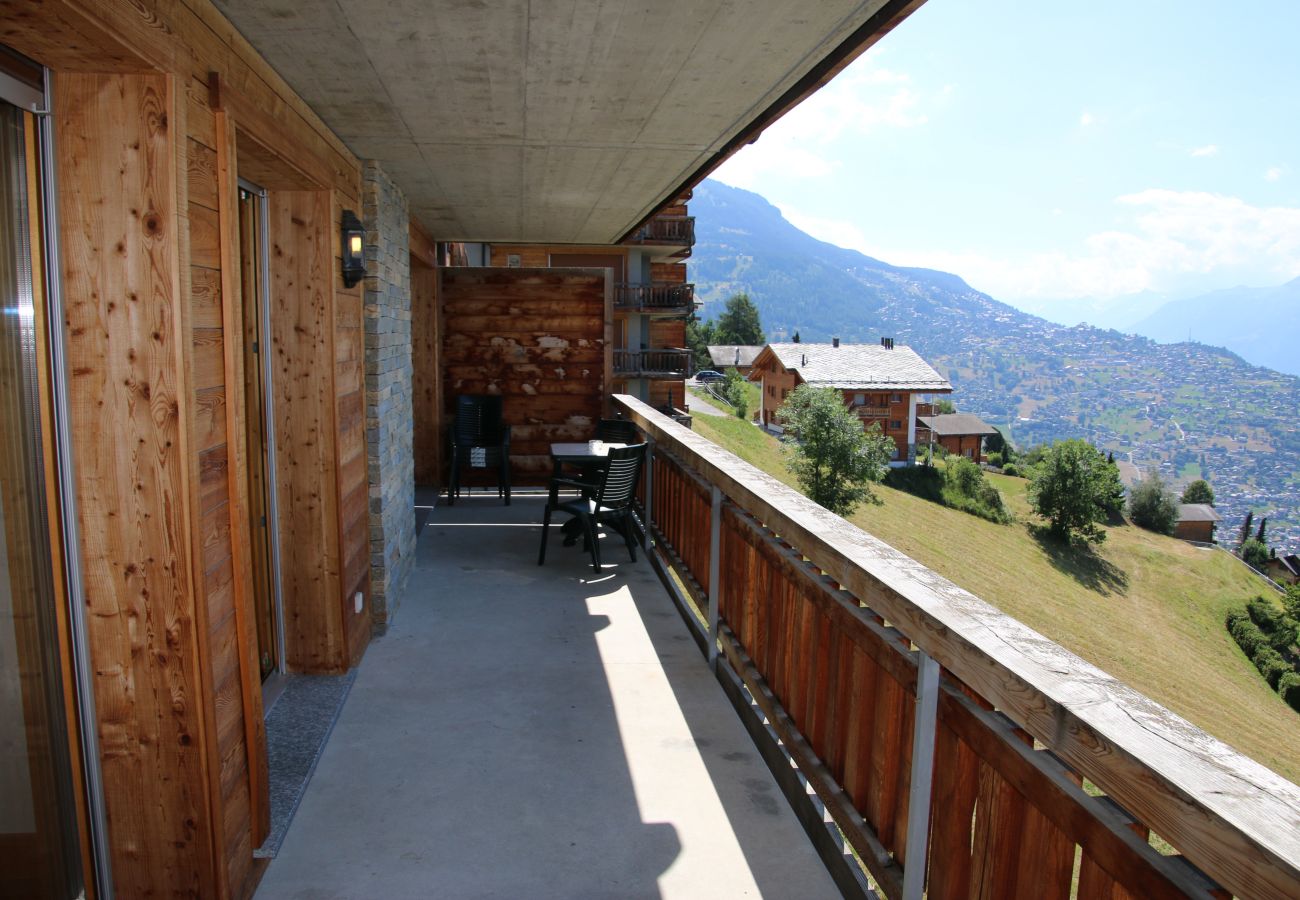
354, 591, 363, 614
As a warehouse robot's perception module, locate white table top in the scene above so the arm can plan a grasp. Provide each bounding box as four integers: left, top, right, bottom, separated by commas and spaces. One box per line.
550, 441, 628, 459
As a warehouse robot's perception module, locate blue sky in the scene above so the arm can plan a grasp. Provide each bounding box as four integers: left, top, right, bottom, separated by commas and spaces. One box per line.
711, 0, 1300, 321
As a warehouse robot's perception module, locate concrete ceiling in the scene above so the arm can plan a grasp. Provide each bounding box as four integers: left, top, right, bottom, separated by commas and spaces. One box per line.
213, 0, 914, 244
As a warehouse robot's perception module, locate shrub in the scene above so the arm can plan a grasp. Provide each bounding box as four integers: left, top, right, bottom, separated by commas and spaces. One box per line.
1001, 463, 1021, 477
986, 451, 1003, 469
1127, 472, 1178, 534
1241, 538, 1270, 570
1228, 614, 1268, 658
1181, 479, 1214, 506
1247, 596, 1283, 631
1286, 584, 1300, 622
1279, 672, 1300, 712
1253, 645, 1291, 689
778, 385, 893, 515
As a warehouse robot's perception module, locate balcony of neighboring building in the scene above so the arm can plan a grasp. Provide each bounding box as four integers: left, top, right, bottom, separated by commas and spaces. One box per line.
613, 347, 694, 379
613, 282, 697, 317
623, 214, 696, 256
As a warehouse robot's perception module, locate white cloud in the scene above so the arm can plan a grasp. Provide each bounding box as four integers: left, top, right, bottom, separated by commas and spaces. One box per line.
1189, 144, 1218, 157
711, 58, 931, 190
1265, 166, 1284, 181
1079, 111, 1096, 127
777, 190, 1300, 303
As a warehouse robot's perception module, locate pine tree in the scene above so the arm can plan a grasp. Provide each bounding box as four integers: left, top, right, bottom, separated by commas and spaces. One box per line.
1239, 511, 1254, 549
1257, 517, 1268, 543
792, 331, 801, 343
713, 293, 765, 346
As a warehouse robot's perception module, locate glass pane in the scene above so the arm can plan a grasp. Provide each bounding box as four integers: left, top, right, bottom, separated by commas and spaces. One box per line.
0, 101, 84, 898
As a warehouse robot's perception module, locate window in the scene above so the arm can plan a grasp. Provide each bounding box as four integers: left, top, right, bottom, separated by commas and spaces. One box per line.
854, 393, 865, 405
889, 393, 902, 403
964, 448, 973, 457
890, 419, 902, 430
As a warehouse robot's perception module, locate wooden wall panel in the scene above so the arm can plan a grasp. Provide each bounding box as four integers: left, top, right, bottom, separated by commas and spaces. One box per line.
55, 70, 218, 897
441, 268, 610, 484
333, 211, 369, 664
412, 261, 441, 486
267, 190, 346, 673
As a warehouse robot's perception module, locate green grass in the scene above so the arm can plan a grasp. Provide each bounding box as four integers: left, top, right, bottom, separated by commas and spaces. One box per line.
692, 417, 1300, 785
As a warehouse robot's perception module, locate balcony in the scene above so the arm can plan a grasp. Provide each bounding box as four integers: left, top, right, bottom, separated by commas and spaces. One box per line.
624, 215, 696, 250
255, 493, 837, 897
613, 282, 697, 316
856, 405, 891, 418
256, 397, 1300, 899
613, 347, 693, 378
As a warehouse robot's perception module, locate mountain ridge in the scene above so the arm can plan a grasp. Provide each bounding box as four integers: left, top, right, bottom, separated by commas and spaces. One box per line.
689, 178, 1300, 551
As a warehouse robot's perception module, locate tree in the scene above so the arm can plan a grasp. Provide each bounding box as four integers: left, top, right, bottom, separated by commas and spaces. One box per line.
1241, 538, 1270, 571
1181, 479, 1214, 506
722, 367, 749, 419
934, 398, 956, 414
713, 292, 765, 346
984, 429, 1008, 458
1238, 511, 1254, 550
792, 331, 801, 343
1128, 472, 1178, 534
1284, 584, 1300, 622
1256, 517, 1268, 543
685, 313, 715, 372
779, 385, 893, 515
1098, 454, 1127, 519
1027, 439, 1114, 543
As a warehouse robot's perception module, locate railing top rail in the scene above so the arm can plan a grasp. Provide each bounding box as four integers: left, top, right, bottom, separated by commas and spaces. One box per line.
613, 393, 1300, 900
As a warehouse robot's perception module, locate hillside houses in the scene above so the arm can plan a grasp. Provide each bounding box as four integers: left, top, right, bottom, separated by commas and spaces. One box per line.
748, 339, 952, 462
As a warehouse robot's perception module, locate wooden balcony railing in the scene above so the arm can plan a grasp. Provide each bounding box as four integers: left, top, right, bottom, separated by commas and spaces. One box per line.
856, 405, 891, 418
613, 348, 692, 377
613, 282, 696, 314
613, 393, 1300, 900
625, 215, 695, 246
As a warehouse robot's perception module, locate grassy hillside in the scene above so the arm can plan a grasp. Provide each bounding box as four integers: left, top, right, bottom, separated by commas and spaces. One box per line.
691, 416, 1300, 785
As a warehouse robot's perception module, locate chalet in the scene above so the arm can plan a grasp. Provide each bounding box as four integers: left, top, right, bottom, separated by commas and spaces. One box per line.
1174, 504, 1224, 543
2, 2, 1297, 898
707, 344, 764, 375
916, 413, 999, 463
1266, 553, 1300, 586
749, 339, 952, 462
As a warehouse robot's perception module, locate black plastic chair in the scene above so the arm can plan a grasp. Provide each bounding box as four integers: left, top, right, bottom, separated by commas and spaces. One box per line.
595, 417, 641, 444
539, 443, 646, 572
447, 395, 511, 505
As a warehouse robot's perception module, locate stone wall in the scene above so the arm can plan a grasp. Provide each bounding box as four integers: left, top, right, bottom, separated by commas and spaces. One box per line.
362, 161, 414, 630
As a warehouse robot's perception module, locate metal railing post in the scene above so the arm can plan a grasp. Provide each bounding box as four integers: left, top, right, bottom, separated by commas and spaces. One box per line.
902, 651, 941, 900
708, 485, 722, 667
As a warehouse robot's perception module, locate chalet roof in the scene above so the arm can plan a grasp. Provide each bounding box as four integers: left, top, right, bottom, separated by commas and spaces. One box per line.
707, 345, 763, 368
916, 413, 998, 437
752, 342, 952, 392
1177, 504, 1222, 523
1271, 555, 1300, 578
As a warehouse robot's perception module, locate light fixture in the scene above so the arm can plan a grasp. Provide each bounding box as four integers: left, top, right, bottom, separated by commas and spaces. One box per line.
341, 210, 365, 287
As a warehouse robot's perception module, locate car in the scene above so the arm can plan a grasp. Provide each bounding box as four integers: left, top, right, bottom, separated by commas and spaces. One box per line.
695, 370, 725, 383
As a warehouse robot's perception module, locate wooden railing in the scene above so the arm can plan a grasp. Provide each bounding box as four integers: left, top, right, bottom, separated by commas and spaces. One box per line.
613, 394, 1300, 900
613, 348, 692, 377
856, 405, 891, 418
613, 282, 696, 314
625, 215, 695, 246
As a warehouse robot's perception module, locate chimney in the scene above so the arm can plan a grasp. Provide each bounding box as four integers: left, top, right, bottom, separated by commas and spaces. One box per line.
801, 353, 807, 367
832, 337, 840, 348
881, 337, 894, 350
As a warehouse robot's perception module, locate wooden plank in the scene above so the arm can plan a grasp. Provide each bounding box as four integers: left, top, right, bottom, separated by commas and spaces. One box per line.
189, 201, 220, 269
55, 70, 219, 897
191, 265, 222, 329
193, 385, 227, 451
192, 326, 224, 389
215, 108, 269, 853
268, 189, 345, 673
187, 138, 219, 210
198, 443, 228, 514
614, 394, 1300, 900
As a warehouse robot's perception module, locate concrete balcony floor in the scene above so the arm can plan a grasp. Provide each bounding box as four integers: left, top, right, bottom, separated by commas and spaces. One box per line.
255, 493, 838, 899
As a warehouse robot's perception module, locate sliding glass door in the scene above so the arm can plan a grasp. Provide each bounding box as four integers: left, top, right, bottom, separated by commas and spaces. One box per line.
0, 94, 87, 899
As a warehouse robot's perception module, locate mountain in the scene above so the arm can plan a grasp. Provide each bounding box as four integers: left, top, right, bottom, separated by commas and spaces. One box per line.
1016, 290, 1175, 333
1129, 279, 1300, 376
690, 179, 1300, 551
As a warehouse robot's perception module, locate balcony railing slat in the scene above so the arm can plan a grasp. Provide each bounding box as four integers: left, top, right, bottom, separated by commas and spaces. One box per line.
612, 282, 695, 313
614, 393, 1300, 900
613, 347, 692, 377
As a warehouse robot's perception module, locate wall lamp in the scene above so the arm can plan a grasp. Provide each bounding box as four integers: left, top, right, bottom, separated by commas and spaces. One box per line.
341, 210, 365, 287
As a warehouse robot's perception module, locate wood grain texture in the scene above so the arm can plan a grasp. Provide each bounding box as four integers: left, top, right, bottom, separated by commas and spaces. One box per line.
267, 190, 346, 673
441, 268, 609, 487
55, 70, 217, 897
619, 394, 1291, 900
